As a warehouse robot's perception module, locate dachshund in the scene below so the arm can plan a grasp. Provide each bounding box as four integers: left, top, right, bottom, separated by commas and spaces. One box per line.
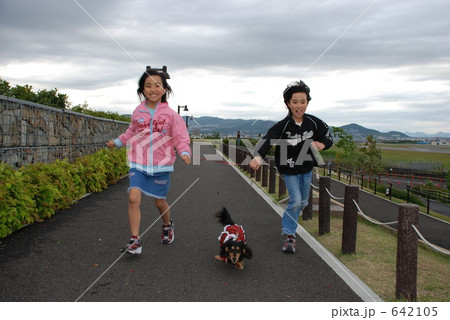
215, 207, 252, 270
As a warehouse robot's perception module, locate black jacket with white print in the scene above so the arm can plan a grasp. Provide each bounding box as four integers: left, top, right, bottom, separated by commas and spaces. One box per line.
254, 114, 333, 175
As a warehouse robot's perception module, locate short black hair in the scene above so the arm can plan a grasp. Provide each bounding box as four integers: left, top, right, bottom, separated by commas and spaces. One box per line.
137, 69, 173, 102
283, 80, 312, 106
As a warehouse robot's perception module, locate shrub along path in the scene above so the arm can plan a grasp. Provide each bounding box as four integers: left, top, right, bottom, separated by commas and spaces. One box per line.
0, 144, 378, 302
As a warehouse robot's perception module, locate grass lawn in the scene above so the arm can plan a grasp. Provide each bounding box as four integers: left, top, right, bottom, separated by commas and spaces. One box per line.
299, 214, 450, 302
381, 149, 450, 167
325, 143, 450, 168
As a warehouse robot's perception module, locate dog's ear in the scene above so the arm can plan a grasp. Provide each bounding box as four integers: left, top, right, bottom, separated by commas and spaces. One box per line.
243, 246, 253, 259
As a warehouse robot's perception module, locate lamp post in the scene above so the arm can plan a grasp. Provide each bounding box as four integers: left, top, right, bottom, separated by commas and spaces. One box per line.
185, 115, 193, 130
178, 105, 188, 114
177, 105, 191, 132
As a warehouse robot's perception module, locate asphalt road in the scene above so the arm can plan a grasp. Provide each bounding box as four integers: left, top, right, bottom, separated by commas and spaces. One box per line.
333, 173, 450, 218
325, 178, 450, 251
0, 144, 370, 302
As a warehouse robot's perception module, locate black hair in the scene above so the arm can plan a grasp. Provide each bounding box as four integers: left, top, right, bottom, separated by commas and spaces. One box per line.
137, 69, 173, 102
283, 80, 311, 105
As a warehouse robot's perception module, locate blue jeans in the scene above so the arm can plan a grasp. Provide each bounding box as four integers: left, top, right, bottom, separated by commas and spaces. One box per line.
282, 171, 313, 236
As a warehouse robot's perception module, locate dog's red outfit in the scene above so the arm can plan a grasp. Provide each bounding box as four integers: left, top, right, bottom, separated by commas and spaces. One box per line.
218, 224, 247, 246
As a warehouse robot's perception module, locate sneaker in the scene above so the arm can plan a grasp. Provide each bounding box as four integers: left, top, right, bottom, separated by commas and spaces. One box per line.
124, 237, 142, 255
282, 236, 296, 253
161, 220, 174, 244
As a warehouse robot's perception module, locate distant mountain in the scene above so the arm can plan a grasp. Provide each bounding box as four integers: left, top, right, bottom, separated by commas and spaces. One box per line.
404, 131, 450, 138
187, 117, 449, 140
339, 123, 410, 141
188, 116, 275, 137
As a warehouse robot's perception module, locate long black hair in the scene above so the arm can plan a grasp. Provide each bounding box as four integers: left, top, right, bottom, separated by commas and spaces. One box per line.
137, 69, 173, 102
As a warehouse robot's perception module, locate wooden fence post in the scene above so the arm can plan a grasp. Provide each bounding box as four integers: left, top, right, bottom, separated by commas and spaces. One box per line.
223, 142, 229, 158
318, 176, 330, 235
262, 158, 268, 187
245, 152, 252, 176
229, 141, 237, 166
255, 164, 261, 181
249, 164, 254, 177
278, 174, 286, 198
396, 204, 419, 302
302, 187, 313, 220
237, 149, 243, 169
342, 185, 359, 254
269, 160, 276, 194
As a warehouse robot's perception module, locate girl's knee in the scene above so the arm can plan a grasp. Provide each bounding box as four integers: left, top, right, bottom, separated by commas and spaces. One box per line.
288, 199, 302, 212
154, 198, 168, 210
301, 200, 308, 211
129, 189, 141, 205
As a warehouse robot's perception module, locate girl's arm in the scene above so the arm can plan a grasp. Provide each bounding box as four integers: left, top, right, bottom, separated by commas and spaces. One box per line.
181, 154, 191, 165
250, 120, 286, 170
106, 140, 116, 148
109, 110, 139, 148
249, 156, 263, 170
314, 120, 333, 151
253, 119, 286, 158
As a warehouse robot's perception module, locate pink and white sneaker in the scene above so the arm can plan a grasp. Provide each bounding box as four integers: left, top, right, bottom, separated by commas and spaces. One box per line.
161, 220, 174, 244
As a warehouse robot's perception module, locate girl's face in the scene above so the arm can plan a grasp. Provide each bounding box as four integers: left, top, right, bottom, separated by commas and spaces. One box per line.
143, 75, 166, 106
287, 92, 308, 122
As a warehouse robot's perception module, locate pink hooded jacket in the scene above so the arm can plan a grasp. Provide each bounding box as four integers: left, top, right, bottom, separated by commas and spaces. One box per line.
113, 101, 191, 174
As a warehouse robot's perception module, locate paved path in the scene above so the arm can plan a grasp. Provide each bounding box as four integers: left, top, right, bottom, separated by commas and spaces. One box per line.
0, 145, 378, 302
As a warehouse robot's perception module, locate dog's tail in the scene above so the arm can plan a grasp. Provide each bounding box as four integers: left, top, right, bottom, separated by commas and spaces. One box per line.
215, 207, 235, 226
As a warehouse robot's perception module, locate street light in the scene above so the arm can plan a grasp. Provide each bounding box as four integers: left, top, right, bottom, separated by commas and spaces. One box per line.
185, 115, 193, 129
178, 105, 189, 114
146, 65, 170, 79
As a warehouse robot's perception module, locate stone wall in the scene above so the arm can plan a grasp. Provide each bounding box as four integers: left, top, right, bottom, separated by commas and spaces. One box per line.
0, 95, 129, 168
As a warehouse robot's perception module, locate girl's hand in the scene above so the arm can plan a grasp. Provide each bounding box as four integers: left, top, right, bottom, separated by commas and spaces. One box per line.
106, 140, 116, 149
311, 141, 325, 151
181, 154, 191, 165
249, 156, 263, 171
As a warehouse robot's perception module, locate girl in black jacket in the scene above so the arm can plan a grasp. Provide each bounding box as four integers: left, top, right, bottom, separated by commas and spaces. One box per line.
250, 80, 333, 253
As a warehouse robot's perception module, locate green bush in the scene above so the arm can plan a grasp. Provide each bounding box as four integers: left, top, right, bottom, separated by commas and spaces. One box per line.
0, 163, 38, 237
0, 148, 128, 238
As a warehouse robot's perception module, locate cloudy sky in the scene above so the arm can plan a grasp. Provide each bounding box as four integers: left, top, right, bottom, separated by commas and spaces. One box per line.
1, 0, 449, 134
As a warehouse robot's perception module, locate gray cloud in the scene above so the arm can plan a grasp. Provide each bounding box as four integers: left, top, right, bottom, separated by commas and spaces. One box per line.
1, 0, 449, 133
2, 0, 449, 72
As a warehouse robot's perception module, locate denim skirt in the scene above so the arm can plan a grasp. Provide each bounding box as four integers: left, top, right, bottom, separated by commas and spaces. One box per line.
128, 169, 171, 199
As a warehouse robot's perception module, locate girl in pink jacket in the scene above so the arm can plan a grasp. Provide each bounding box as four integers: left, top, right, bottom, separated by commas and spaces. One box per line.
107, 69, 191, 254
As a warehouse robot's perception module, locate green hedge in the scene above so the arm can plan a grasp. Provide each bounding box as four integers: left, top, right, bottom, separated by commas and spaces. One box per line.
0, 148, 128, 238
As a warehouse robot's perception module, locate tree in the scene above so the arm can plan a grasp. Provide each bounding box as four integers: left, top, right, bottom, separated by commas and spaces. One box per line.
70, 101, 90, 114
356, 134, 383, 175
0, 77, 129, 121
211, 131, 220, 139
0, 78, 69, 109
9, 84, 36, 102
36, 88, 69, 109
0, 78, 12, 96
332, 126, 357, 170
